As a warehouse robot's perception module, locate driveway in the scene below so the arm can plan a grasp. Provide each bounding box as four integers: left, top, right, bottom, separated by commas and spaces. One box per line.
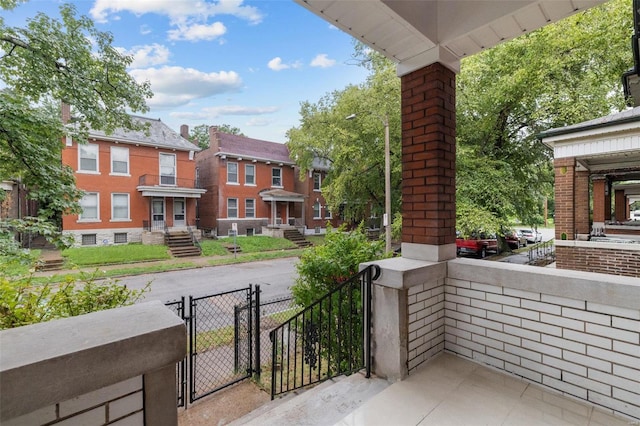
117, 257, 298, 304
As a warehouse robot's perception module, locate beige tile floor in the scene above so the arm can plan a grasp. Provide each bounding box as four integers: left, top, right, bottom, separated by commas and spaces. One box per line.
335, 353, 637, 426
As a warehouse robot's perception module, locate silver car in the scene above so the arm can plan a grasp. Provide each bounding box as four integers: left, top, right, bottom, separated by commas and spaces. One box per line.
519, 229, 542, 244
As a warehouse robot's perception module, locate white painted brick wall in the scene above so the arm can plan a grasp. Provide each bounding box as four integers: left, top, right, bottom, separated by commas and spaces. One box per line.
5, 377, 143, 426
407, 278, 445, 372
444, 275, 640, 420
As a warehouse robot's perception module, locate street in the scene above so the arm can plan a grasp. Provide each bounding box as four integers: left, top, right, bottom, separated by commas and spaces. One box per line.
118, 257, 298, 304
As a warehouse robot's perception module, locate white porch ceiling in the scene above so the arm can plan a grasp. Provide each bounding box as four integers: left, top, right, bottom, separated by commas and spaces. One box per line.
295, 0, 608, 74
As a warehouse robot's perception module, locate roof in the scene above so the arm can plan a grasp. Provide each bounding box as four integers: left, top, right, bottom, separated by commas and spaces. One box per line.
538, 107, 640, 140
88, 116, 200, 152
259, 188, 306, 202
216, 132, 293, 165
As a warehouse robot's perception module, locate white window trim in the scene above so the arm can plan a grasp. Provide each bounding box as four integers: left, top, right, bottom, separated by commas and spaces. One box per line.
78, 192, 100, 222
227, 198, 238, 218
245, 198, 255, 218
271, 167, 283, 188
313, 173, 322, 192
110, 193, 131, 222
227, 161, 239, 184
77, 143, 100, 174
313, 202, 322, 219
110, 146, 130, 176
159, 152, 177, 186
245, 164, 256, 186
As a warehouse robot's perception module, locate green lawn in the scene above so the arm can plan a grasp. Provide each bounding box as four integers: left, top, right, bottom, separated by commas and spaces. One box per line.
200, 235, 296, 255
63, 244, 171, 266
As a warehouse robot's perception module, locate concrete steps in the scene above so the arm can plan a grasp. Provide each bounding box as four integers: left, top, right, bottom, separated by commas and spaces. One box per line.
283, 229, 313, 248
231, 372, 390, 426
166, 231, 201, 257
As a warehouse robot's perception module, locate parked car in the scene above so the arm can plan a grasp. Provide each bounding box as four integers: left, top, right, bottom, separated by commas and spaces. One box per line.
456, 232, 498, 258
519, 229, 542, 244
504, 229, 527, 249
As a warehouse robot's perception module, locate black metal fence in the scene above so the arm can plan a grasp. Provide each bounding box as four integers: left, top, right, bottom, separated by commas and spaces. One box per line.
269, 264, 380, 399
528, 239, 555, 264
165, 297, 187, 407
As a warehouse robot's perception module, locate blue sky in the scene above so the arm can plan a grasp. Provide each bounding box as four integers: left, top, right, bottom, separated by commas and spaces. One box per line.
4, 0, 370, 143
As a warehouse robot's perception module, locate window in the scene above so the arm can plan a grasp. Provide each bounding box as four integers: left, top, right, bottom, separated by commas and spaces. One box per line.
111, 193, 129, 220
81, 234, 97, 246
245, 164, 255, 185
313, 173, 321, 191
79, 193, 99, 221
325, 206, 332, 219
114, 233, 128, 244
79, 143, 99, 172
272, 168, 282, 187
247, 228, 255, 236
111, 146, 129, 175
227, 198, 238, 218
245, 199, 255, 218
227, 162, 238, 183
313, 201, 321, 219
159, 153, 176, 185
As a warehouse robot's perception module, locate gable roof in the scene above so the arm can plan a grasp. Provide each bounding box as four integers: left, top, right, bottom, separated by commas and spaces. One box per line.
216, 132, 293, 165
88, 116, 200, 152
538, 107, 640, 139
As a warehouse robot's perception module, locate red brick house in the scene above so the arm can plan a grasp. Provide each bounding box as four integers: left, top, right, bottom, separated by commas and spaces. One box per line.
62, 110, 204, 246
540, 107, 640, 277
193, 127, 344, 237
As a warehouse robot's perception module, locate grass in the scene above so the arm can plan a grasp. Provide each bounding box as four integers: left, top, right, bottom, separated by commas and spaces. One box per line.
200, 236, 297, 256
63, 244, 170, 266
207, 249, 305, 267
305, 235, 325, 246
195, 325, 235, 352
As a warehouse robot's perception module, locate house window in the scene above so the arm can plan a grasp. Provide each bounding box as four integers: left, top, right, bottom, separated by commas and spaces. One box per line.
79, 193, 99, 221
272, 168, 282, 187
159, 153, 176, 185
114, 232, 128, 244
245, 164, 255, 185
111, 193, 129, 221
111, 146, 129, 175
81, 234, 97, 246
227, 162, 238, 184
247, 228, 255, 236
227, 198, 238, 218
79, 143, 99, 172
313, 173, 321, 191
313, 202, 321, 219
245, 199, 255, 218
325, 206, 332, 219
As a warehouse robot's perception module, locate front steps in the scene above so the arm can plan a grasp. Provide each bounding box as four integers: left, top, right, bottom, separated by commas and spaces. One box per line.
166, 231, 201, 257
231, 372, 389, 426
283, 229, 312, 248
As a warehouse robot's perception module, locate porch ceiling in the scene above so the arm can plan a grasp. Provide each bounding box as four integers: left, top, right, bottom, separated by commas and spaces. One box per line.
294, 0, 607, 74
137, 186, 207, 198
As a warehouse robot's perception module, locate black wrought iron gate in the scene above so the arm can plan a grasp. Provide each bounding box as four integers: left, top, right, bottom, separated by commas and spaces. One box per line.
166, 285, 264, 407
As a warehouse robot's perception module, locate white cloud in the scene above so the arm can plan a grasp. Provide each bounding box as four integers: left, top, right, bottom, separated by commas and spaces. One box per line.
140, 24, 152, 35
168, 22, 226, 41
268, 57, 302, 71
119, 44, 171, 68
310, 54, 336, 68
90, 0, 262, 25
129, 66, 243, 108
246, 117, 272, 127
170, 105, 279, 120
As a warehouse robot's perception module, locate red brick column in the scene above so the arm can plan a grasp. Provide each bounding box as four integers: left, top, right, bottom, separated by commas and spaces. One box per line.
575, 170, 590, 235
592, 176, 606, 223
554, 158, 575, 240
614, 189, 627, 222
400, 63, 456, 261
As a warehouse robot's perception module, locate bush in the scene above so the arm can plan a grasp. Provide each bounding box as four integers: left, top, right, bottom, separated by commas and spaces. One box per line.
0, 270, 149, 329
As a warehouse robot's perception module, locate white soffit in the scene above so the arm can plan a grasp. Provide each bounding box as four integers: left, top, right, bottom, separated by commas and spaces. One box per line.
295, 0, 608, 75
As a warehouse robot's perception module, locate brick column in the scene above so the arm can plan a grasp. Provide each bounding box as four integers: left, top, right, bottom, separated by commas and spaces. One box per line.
592, 176, 607, 223
575, 170, 590, 236
614, 189, 627, 222
400, 63, 456, 261
554, 158, 576, 240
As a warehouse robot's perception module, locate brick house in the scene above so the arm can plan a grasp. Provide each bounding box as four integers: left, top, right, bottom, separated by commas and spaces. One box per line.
62, 108, 205, 247
192, 127, 344, 237
540, 107, 640, 277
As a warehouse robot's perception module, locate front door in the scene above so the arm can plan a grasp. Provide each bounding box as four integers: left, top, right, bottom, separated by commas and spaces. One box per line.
152, 198, 165, 229
174, 198, 185, 227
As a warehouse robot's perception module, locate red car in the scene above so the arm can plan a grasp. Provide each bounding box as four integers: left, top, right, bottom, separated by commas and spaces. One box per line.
505, 229, 527, 249
456, 232, 498, 258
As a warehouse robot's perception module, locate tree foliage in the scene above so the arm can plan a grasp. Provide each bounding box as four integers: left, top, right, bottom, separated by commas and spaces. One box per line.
0, 2, 151, 250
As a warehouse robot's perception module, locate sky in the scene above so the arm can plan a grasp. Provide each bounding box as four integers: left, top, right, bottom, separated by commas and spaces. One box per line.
3, 0, 371, 143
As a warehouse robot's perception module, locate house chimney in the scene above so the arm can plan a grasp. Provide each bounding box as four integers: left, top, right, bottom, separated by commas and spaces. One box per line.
209, 126, 220, 151
180, 124, 189, 139
61, 102, 71, 124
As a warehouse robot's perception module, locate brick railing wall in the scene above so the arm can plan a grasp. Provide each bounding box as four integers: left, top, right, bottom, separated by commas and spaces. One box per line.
556, 241, 640, 278
445, 259, 639, 420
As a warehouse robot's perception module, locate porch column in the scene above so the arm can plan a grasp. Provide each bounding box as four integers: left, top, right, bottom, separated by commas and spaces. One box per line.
400, 62, 456, 262
271, 201, 276, 226
592, 176, 607, 224
575, 169, 590, 236
614, 188, 627, 222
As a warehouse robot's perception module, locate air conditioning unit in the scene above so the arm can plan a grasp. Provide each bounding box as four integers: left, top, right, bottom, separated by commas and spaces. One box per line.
275, 218, 282, 225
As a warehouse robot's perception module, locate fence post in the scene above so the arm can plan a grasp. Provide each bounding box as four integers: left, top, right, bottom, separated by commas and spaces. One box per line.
254, 285, 261, 381
233, 305, 240, 372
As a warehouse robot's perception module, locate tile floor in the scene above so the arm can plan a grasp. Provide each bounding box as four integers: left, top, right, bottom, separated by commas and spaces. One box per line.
335, 353, 637, 426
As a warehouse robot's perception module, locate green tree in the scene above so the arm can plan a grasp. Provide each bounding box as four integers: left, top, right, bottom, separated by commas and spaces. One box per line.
456, 0, 632, 235
287, 48, 401, 222
190, 123, 245, 149
0, 3, 152, 252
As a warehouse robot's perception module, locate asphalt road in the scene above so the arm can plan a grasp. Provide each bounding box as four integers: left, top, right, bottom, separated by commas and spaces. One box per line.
118, 257, 298, 305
